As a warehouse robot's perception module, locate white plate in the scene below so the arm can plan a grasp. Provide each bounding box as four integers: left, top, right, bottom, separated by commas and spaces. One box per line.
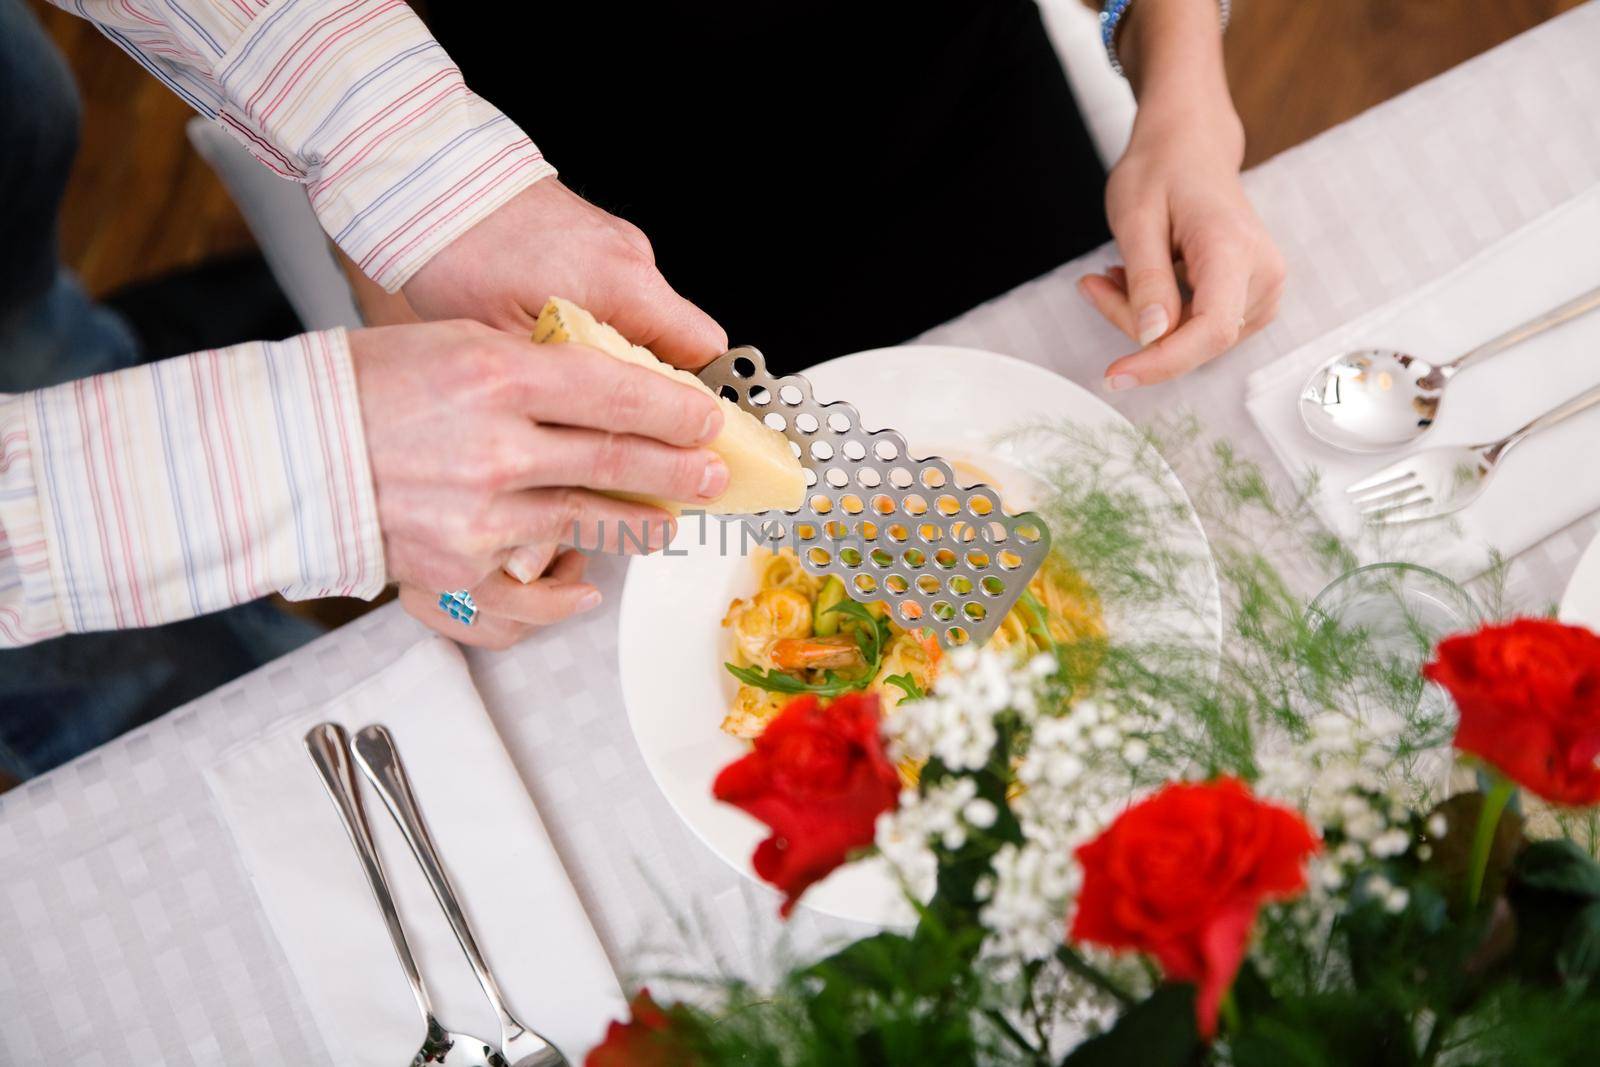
1560, 530, 1600, 630
618, 345, 1220, 926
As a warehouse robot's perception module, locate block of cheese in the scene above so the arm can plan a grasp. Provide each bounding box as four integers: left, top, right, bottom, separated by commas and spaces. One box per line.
532, 297, 806, 515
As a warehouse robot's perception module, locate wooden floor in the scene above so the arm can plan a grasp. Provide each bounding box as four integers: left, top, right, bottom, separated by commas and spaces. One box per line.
28, 0, 1588, 297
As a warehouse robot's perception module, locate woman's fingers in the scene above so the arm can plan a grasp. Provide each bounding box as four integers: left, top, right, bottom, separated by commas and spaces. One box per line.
468, 551, 599, 626
400, 585, 536, 651
503, 541, 558, 584
1103, 237, 1253, 387
489, 488, 676, 555
1108, 208, 1184, 348
1077, 273, 1139, 341
521, 425, 728, 503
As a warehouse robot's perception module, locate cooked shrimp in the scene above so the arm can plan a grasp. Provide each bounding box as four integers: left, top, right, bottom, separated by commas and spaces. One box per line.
769, 635, 865, 672
723, 586, 813, 668
721, 685, 790, 739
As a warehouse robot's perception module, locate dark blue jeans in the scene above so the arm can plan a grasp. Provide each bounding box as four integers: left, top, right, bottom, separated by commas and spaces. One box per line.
0, 0, 323, 780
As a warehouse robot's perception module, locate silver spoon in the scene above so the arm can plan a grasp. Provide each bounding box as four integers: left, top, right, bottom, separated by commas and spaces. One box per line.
352, 724, 568, 1067
1298, 284, 1600, 453
305, 723, 508, 1067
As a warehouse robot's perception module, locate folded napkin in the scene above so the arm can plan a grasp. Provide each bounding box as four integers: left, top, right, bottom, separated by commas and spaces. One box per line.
1246, 185, 1600, 579
206, 636, 623, 1065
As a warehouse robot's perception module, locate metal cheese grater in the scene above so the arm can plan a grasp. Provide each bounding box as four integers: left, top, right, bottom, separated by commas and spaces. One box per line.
698, 347, 1052, 648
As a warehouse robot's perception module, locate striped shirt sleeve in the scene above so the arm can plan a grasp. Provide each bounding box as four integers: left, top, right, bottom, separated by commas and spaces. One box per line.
48, 0, 556, 291
0, 331, 385, 647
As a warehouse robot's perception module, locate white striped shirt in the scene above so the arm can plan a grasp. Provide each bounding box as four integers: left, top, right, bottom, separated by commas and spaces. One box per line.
1, 0, 558, 646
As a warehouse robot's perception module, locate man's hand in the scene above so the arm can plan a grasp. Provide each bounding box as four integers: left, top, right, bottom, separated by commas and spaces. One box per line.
401, 179, 727, 369
349, 320, 730, 608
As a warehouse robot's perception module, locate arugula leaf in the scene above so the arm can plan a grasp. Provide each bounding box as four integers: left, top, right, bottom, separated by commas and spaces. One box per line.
884, 673, 925, 701
725, 662, 864, 697
723, 599, 895, 699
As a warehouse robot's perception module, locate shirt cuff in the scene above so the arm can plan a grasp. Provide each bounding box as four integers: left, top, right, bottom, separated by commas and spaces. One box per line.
0, 397, 68, 645
0, 331, 385, 644
216, 0, 557, 292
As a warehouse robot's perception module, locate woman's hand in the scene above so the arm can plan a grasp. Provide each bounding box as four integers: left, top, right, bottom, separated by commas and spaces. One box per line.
349, 319, 729, 599
399, 547, 598, 651
1077, 0, 1285, 390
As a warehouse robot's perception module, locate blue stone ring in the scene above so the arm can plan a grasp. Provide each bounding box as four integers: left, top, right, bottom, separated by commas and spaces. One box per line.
438, 589, 478, 626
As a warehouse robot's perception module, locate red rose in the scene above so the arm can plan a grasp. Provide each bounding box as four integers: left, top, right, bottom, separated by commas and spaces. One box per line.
1070, 778, 1318, 1038
713, 692, 899, 916
1425, 618, 1600, 806
586, 989, 697, 1067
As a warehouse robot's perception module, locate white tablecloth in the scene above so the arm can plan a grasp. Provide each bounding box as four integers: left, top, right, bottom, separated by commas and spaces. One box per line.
5, 7, 1600, 1061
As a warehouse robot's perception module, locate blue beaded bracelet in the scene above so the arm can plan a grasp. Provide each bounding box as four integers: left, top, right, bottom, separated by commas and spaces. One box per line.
1101, 0, 1231, 77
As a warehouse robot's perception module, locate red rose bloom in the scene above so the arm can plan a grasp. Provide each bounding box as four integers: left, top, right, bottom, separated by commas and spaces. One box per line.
1424, 618, 1600, 806
1070, 778, 1318, 1038
713, 692, 899, 916
586, 989, 696, 1067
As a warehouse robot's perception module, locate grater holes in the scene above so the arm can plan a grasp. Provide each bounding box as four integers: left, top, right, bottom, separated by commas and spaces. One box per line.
764, 412, 786, 432
916, 575, 941, 596
840, 494, 864, 514
810, 495, 834, 515
732, 355, 757, 379
838, 547, 862, 568
825, 467, 848, 488
823, 520, 849, 540
981, 576, 1005, 597
788, 441, 803, 460
854, 574, 877, 595
981, 521, 1009, 545
803, 468, 818, 488
718, 385, 739, 404
860, 521, 879, 542
936, 494, 961, 516
885, 574, 909, 595
968, 494, 995, 516
749, 385, 772, 406
807, 547, 832, 567
920, 467, 948, 489
889, 467, 913, 489
917, 523, 942, 544
886, 523, 908, 543
842, 440, 867, 461
795, 413, 820, 435
873, 439, 899, 462
857, 467, 882, 489
870, 548, 894, 569
901, 493, 927, 516
963, 602, 987, 623
998, 550, 1023, 570
1016, 522, 1043, 544
901, 548, 926, 569
947, 626, 970, 646
871, 494, 895, 516
965, 550, 990, 569
827, 412, 852, 434
898, 601, 924, 623
810, 440, 833, 461
948, 521, 978, 545
933, 548, 958, 569
779, 385, 804, 406
930, 601, 955, 622
795, 523, 818, 541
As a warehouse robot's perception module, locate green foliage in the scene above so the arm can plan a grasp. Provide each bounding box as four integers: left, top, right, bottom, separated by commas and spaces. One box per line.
643, 418, 1584, 1066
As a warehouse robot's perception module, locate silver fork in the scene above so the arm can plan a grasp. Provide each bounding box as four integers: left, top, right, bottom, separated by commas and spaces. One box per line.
1345, 382, 1600, 525
352, 725, 569, 1067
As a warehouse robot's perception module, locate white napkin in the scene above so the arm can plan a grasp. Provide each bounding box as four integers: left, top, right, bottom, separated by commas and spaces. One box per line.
1246, 185, 1600, 579
205, 636, 624, 1064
